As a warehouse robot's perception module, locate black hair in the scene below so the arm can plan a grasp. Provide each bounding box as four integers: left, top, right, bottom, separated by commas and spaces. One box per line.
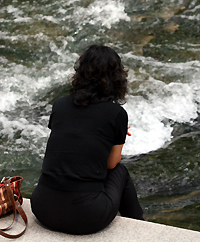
70, 45, 128, 105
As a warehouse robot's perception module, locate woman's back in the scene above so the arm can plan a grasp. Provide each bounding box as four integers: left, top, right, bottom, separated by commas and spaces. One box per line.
40, 95, 128, 192
31, 45, 143, 235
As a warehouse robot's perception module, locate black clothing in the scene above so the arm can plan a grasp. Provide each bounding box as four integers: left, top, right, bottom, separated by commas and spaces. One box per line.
31, 95, 143, 234
31, 163, 144, 235
39, 95, 128, 192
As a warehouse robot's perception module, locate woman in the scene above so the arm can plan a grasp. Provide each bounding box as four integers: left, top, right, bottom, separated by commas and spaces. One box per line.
31, 45, 143, 235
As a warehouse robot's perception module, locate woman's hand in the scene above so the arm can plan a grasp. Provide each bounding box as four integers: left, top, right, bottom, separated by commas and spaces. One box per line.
127, 125, 131, 136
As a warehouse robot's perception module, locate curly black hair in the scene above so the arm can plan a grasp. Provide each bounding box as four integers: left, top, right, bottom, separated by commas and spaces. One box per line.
70, 45, 128, 105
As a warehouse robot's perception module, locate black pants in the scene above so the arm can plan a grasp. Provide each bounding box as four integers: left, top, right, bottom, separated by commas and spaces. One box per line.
31, 163, 143, 235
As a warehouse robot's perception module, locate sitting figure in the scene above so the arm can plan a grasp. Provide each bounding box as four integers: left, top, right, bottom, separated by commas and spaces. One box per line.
31, 44, 144, 235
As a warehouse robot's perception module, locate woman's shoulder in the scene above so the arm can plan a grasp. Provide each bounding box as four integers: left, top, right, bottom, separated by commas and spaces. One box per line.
101, 100, 126, 110
96, 101, 127, 117
51, 95, 72, 111
53, 95, 71, 105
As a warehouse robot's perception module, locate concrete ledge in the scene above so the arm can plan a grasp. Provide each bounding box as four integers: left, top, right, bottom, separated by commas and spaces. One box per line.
1, 199, 200, 241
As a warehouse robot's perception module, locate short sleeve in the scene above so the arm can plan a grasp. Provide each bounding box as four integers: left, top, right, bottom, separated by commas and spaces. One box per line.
114, 108, 128, 145
47, 100, 57, 129
48, 113, 53, 129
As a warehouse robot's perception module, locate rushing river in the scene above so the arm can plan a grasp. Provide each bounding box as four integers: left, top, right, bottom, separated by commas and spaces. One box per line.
1, 0, 200, 232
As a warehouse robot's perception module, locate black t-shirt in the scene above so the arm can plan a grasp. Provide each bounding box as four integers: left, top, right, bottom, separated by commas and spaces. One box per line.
39, 95, 128, 192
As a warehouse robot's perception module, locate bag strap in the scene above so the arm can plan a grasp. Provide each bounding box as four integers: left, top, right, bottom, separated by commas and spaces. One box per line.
0, 180, 28, 239
1, 180, 17, 231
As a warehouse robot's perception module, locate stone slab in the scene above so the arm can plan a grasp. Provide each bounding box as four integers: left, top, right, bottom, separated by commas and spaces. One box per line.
1, 199, 200, 241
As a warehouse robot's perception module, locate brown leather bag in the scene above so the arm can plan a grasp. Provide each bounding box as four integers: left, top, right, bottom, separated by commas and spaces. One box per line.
0, 176, 28, 239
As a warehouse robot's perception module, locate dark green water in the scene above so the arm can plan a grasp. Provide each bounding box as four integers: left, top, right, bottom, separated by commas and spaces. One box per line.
1, 0, 200, 232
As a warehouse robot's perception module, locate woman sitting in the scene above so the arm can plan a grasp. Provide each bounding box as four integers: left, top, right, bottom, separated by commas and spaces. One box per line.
31, 44, 143, 235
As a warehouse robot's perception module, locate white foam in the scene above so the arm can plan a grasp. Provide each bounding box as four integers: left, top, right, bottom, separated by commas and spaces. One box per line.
1, 0, 200, 157
0, 114, 50, 155
49, 41, 79, 64
34, 14, 59, 24
137, 80, 198, 122
0, 52, 76, 153
123, 96, 173, 155
6, 5, 20, 14
73, 0, 130, 28
121, 53, 200, 155
5, 5, 24, 21
14, 17, 32, 23
123, 84, 199, 154
0, 92, 20, 112
1, 54, 200, 156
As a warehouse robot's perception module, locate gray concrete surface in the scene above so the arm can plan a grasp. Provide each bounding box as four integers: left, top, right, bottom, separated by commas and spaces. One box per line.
1, 198, 200, 241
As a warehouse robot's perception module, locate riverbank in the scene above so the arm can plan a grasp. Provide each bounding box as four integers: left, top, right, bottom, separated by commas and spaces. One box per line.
1, 198, 200, 241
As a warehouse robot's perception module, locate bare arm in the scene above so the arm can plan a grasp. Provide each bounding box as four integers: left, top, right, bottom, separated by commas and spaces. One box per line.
107, 144, 124, 169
